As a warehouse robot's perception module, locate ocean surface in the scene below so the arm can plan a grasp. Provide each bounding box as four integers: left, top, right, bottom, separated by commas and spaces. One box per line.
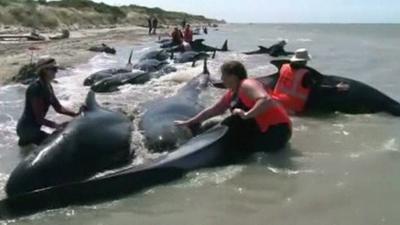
0, 23, 399, 225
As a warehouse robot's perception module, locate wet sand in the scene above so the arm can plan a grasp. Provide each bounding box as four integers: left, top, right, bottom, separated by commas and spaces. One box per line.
0, 25, 154, 85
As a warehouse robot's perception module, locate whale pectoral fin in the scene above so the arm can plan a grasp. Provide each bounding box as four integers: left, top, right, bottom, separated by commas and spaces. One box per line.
258, 46, 269, 51
160, 125, 229, 169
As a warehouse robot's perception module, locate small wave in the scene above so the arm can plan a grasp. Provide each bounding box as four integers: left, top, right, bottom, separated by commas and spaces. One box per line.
266, 166, 319, 176
382, 138, 398, 152
174, 165, 245, 188
296, 38, 313, 42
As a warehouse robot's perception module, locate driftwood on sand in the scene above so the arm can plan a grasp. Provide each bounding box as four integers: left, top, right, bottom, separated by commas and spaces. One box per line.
0, 33, 46, 41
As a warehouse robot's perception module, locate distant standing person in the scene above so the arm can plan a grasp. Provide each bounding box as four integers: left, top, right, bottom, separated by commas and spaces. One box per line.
183, 24, 193, 43
203, 26, 208, 35
182, 18, 186, 28
147, 17, 153, 35
152, 17, 158, 35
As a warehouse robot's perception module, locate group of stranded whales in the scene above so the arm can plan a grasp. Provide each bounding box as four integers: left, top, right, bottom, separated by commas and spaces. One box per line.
83, 38, 225, 93
0, 60, 232, 218
2, 35, 400, 218
160, 38, 228, 53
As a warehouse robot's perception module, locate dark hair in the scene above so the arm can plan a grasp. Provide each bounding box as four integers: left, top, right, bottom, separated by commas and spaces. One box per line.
221, 61, 247, 80
38, 69, 46, 79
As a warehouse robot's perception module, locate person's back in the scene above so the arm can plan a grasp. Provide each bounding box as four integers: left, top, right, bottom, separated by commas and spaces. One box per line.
171, 28, 183, 45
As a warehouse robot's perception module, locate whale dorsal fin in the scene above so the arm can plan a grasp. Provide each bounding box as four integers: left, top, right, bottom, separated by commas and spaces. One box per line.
127, 49, 133, 66
85, 91, 99, 111
221, 40, 228, 51
203, 58, 209, 75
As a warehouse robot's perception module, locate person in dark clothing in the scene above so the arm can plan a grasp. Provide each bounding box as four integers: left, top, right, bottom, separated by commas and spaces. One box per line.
182, 18, 186, 29
203, 26, 208, 35
152, 17, 158, 35
16, 58, 80, 146
147, 17, 153, 35
171, 27, 183, 45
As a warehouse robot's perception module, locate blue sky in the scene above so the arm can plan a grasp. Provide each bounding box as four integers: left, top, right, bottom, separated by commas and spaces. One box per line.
93, 0, 400, 23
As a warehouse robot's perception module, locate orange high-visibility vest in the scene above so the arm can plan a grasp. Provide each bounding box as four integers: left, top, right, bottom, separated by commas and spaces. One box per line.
273, 63, 311, 113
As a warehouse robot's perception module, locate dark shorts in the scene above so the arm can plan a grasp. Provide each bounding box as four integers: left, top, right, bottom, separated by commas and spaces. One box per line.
16, 122, 49, 146
221, 115, 291, 154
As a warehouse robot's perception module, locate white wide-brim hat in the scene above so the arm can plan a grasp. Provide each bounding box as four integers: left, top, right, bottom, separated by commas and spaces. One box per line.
290, 48, 312, 62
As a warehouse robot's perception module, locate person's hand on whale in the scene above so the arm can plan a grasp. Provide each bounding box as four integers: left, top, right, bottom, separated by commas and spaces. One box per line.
174, 119, 194, 127
77, 105, 87, 115
232, 108, 249, 119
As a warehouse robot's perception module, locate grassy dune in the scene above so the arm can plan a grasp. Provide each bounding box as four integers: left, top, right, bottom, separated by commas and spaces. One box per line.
0, 0, 224, 30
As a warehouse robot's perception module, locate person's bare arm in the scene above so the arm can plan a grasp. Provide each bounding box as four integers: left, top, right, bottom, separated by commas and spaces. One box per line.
175, 95, 229, 126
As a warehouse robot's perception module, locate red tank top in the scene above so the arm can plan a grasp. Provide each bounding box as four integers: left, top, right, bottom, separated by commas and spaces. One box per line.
223, 79, 291, 132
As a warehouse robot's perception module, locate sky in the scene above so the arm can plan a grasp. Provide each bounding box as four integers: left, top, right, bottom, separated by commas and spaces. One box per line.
92, 0, 400, 23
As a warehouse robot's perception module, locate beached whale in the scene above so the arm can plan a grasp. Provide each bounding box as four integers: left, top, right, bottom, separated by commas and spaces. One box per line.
90, 71, 151, 93
84, 68, 133, 86
243, 45, 294, 57
160, 40, 178, 49
139, 59, 211, 152
190, 39, 228, 52
140, 49, 170, 62
0, 125, 227, 219
157, 38, 171, 44
83, 50, 134, 86
212, 59, 400, 116
171, 51, 214, 64
133, 59, 177, 73
167, 39, 228, 53
5, 91, 133, 197
88, 43, 116, 54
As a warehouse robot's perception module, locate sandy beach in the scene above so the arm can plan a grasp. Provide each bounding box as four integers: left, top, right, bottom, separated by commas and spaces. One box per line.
0, 25, 153, 85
